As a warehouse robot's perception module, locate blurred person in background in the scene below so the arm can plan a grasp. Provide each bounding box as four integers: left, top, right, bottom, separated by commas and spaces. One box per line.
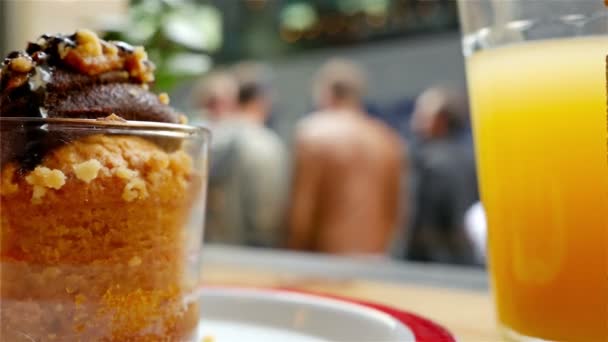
190, 70, 238, 124
405, 85, 479, 265
204, 62, 289, 247
288, 59, 407, 255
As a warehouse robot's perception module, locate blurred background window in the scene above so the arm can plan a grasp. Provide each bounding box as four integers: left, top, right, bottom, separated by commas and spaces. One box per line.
212, 0, 458, 61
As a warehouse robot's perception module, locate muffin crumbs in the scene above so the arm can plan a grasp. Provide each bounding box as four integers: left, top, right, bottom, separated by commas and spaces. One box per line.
25, 166, 66, 203
25, 166, 66, 190
1, 134, 200, 341
73, 159, 103, 183
158, 92, 170, 105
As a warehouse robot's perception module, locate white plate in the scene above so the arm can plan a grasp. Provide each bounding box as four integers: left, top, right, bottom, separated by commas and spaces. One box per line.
198, 288, 416, 342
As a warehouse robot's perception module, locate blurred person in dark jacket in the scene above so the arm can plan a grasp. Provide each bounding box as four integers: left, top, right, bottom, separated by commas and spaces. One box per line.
288, 59, 407, 255
204, 62, 289, 247
406, 85, 479, 265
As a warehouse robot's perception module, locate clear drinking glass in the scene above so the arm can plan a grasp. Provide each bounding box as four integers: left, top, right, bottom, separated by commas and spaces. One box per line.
458, 1, 608, 341
0, 118, 209, 341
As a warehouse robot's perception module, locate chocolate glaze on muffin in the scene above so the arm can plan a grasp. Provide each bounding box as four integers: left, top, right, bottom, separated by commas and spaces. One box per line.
0, 30, 183, 170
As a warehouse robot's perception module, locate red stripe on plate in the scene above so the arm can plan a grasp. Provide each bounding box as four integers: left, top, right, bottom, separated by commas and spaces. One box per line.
202, 285, 456, 342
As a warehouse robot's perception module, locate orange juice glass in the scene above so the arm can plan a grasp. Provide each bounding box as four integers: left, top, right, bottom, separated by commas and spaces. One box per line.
458, 1, 608, 341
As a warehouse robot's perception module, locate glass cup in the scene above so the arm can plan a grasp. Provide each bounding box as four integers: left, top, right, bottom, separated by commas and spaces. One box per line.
0, 118, 209, 341
458, 1, 608, 341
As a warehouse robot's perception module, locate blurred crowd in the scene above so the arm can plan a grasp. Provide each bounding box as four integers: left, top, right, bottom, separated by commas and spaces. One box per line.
191, 59, 481, 266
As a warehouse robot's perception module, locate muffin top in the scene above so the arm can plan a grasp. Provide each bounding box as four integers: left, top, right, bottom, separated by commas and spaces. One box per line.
0, 29, 179, 123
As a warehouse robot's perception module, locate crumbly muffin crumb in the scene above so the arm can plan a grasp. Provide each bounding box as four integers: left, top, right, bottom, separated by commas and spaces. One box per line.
122, 177, 148, 202
113, 166, 138, 180
75, 294, 87, 306
73, 159, 103, 183
0, 164, 19, 195
31, 185, 47, 204
43, 266, 62, 278
98, 113, 127, 122
26, 166, 66, 190
128, 256, 142, 267
25, 166, 66, 203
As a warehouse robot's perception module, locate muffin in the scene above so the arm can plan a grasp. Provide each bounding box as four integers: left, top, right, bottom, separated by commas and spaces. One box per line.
0, 30, 206, 341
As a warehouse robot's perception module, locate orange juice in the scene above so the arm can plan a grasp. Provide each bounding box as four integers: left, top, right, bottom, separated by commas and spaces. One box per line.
467, 37, 608, 341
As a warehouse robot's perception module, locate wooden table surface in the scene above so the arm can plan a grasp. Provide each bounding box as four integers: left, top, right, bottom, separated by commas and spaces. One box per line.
201, 246, 500, 341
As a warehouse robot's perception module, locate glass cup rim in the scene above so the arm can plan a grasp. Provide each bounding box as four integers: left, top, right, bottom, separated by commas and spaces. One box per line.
0, 117, 211, 138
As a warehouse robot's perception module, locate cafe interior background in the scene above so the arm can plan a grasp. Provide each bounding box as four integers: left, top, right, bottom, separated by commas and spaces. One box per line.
0, 0, 484, 267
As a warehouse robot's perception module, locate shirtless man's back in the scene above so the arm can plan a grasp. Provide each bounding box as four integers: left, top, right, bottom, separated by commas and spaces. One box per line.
289, 110, 405, 254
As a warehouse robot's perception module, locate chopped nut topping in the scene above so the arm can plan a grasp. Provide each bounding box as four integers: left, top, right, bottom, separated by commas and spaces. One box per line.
73, 159, 103, 183
2, 30, 155, 85
101, 40, 119, 57
159, 92, 170, 105
74, 29, 103, 57
10, 56, 33, 73
124, 46, 155, 83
